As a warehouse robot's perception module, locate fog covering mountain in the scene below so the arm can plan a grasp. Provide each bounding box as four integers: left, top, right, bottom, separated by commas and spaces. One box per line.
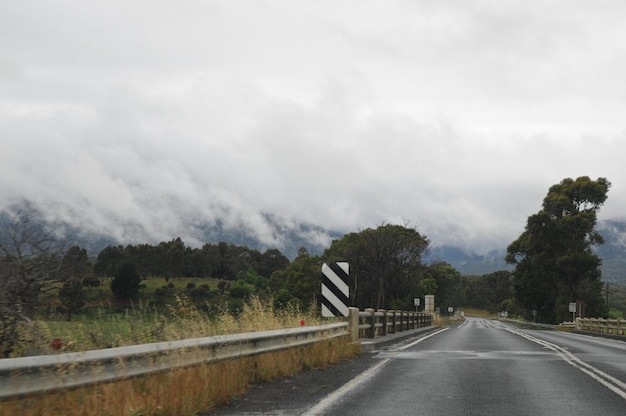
5, 203, 625, 284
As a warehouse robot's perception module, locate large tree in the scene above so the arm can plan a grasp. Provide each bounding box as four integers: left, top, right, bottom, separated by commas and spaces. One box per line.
324, 224, 429, 310
423, 262, 465, 311
110, 262, 143, 300
505, 177, 610, 323
57, 245, 92, 320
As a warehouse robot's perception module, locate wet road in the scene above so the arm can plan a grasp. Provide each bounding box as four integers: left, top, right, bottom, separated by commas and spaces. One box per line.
304, 318, 626, 416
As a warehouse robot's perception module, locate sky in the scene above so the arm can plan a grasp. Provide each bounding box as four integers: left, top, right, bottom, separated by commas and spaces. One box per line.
1, 0, 626, 254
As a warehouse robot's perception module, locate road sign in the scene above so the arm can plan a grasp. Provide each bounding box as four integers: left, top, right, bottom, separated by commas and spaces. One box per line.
414, 298, 420, 306
321, 262, 349, 317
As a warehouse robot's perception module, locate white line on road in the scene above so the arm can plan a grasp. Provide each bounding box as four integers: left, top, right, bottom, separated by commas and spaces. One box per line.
302, 328, 449, 416
504, 326, 626, 401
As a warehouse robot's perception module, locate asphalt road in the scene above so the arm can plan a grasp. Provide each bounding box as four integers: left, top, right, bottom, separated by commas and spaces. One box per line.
208, 318, 626, 415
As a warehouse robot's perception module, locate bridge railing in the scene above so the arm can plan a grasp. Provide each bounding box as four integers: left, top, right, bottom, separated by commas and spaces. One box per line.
355, 308, 433, 339
576, 317, 626, 335
0, 308, 433, 400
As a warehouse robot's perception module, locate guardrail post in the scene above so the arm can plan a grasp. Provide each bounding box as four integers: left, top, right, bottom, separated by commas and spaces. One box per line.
398, 311, 404, 332
378, 309, 387, 336
365, 308, 376, 338
386, 310, 393, 334
348, 307, 360, 343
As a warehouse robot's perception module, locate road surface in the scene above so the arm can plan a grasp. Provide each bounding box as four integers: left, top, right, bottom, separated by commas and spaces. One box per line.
307, 318, 626, 415
209, 318, 626, 415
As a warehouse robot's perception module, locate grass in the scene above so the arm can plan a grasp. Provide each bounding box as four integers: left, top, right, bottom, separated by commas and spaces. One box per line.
458, 308, 498, 319
0, 297, 361, 416
0, 339, 360, 416
36, 295, 323, 353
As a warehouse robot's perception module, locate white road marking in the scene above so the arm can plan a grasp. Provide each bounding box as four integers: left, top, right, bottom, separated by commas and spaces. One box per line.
302, 328, 449, 415
504, 326, 626, 401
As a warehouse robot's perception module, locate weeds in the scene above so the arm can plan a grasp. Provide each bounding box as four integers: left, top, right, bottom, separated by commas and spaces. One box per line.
0, 297, 359, 416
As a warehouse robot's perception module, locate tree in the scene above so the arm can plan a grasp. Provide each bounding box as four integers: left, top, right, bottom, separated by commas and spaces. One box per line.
506, 177, 610, 323
269, 248, 322, 309
57, 245, 91, 321
0, 202, 69, 357
58, 278, 85, 321
94, 245, 126, 279
110, 263, 142, 300
58, 245, 92, 281
423, 262, 465, 310
324, 224, 429, 310
465, 270, 512, 313
257, 248, 290, 278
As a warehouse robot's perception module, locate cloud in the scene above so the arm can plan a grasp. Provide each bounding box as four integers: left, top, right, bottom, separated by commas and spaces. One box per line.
1, 1, 626, 255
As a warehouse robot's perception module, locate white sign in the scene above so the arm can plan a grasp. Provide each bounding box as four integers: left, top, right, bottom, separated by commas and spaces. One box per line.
569, 302, 577, 313
414, 298, 420, 306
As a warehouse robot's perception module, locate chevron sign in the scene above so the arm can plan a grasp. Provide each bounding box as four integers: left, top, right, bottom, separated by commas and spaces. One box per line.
321, 262, 350, 317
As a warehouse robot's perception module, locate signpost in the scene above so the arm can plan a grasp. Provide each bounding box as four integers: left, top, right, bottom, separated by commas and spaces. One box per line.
414, 298, 420, 312
569, 302, 577, 323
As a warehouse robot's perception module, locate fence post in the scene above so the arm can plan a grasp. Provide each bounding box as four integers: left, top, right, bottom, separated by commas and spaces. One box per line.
347, 307, 360, 343
365, 308, 376, 338
385, 309, 396, 334
378, 309, 387, 335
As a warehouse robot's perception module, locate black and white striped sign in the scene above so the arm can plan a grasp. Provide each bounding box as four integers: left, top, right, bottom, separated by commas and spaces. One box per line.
321, 262, 350, 317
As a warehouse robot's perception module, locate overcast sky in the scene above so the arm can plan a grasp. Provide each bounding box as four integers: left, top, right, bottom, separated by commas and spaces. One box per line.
1, 0, 626, 254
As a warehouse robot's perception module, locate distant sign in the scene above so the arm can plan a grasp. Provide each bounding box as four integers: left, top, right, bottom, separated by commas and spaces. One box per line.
414, 298, 420, 307
569, 302, 577, 313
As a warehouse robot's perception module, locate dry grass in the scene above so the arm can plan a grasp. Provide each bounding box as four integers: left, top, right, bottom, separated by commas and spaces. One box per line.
0, 338, 359, 416
23, 296, 324, 354
457, 308, 498, 319
0, 298, 360, 416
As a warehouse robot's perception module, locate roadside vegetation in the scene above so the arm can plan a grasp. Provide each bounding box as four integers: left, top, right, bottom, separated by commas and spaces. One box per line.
0, 296, 360, 416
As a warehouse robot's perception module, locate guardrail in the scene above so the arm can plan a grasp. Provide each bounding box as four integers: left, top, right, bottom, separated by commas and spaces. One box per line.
355, 308, 433, 338
576, 317, 626, 335
0, 308, 433, 400
0, 322, 348, 400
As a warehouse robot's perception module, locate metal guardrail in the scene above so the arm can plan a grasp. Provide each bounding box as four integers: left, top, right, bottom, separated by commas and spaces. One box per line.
0, 322, 348, 400
0, 308, 434, 400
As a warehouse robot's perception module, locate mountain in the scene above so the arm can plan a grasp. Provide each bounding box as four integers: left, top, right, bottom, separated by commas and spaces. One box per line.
595, 219, 626, 284
69, 217, 342, 261
4, 200, 626, 282
425, 246, 512, 276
